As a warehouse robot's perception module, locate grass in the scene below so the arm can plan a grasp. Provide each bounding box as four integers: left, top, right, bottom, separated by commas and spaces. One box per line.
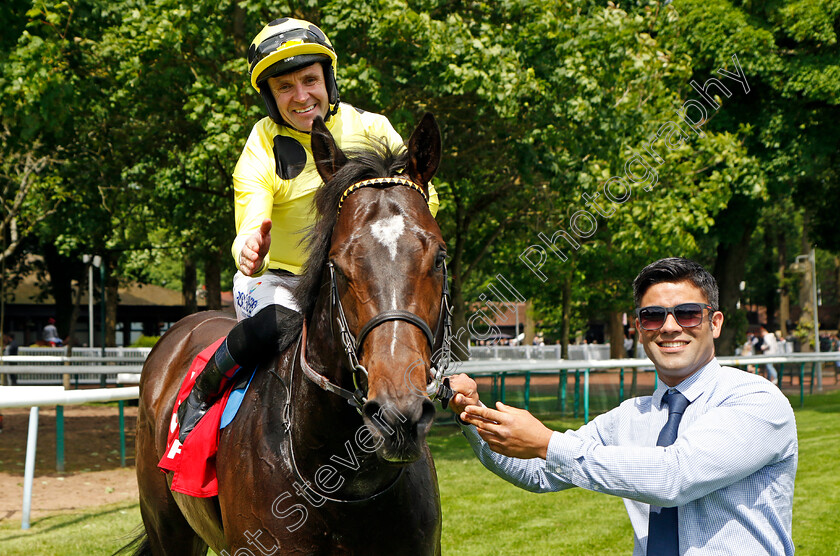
785, 389, 840, 555
433, 415, 633, 555
0, 500, 141, 555
1, 390, 838, 555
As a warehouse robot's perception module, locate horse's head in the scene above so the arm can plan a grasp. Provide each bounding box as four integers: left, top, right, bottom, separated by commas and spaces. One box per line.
301, 113, 445, 464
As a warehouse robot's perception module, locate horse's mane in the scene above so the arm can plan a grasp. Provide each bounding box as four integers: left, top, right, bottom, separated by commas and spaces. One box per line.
293, 140, 409, 317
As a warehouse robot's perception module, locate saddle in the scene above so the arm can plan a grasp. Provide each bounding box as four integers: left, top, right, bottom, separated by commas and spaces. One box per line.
157, 338, 256, 497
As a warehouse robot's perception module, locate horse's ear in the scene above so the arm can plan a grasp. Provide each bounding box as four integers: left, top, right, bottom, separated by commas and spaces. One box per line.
406, 113, 441, 193
311, 116, 348, 183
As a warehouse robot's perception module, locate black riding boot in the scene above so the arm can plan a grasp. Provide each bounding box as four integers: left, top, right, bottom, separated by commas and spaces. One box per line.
176, 304, 303, 443
176, 339, 240, 443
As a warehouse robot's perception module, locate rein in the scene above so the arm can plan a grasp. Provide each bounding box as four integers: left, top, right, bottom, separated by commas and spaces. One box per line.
299, 317, 367, 409
285, 331, 406, 504
300, 176, 454, 412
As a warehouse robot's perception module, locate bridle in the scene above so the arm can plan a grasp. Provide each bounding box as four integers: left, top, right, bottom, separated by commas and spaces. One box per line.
299, 177, 454, 412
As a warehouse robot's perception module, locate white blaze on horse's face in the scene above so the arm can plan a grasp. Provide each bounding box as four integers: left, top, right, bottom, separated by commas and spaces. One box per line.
370, 215, 405, 261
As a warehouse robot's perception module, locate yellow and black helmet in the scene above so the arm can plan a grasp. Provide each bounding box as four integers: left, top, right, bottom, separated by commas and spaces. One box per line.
247, 18, 340, 124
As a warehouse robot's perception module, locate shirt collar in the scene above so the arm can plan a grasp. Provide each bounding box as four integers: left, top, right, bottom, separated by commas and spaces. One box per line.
653, 357, 720, 408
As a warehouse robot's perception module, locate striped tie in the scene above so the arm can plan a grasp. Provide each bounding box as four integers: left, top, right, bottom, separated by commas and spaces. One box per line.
647, 390, 690, 555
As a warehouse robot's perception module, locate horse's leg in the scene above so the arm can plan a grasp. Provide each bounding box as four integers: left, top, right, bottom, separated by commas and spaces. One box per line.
136, 403, 209, 556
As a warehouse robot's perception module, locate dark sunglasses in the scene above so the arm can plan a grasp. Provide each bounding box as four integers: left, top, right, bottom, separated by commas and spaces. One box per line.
635, 303, 714, 331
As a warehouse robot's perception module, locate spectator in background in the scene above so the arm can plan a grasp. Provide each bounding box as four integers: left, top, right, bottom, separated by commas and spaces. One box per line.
741, 332, 757, 373
750, 329, 764, 358
741, 332, 754, 356
2, 333, 18, 356
776, 332, 788, 355
42, 318, 62, 347
759, 324, 778, 385
2, 333, 19, 385
819, 333, 832, 353
624, 328, 634, 358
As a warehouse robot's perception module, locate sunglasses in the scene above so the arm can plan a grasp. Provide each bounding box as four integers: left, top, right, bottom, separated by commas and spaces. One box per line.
635, 303, 714, 331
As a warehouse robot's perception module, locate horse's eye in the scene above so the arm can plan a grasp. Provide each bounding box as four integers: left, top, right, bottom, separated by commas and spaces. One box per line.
435, 250, 446, 269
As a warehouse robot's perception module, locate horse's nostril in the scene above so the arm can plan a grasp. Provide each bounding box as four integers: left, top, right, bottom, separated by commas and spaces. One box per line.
363, 400, 396, 437
362, 400, 381, 422
422, 399, 435, 420
363, 398, 436, 441
416, 400, 435, 436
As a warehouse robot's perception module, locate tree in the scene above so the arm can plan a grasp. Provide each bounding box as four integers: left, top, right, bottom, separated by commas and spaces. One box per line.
669, 0, 840, 353
0, 127, 63, 264
3, 0, 836, 355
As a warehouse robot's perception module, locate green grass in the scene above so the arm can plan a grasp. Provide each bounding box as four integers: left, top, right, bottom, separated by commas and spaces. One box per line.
433, 416, 633, 555
785, 390, 840, 555
1, 390, 838, 555
0, 500, 141, 555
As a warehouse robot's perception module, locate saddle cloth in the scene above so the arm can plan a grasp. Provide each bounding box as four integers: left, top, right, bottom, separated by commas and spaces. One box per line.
157, 337, 254, 497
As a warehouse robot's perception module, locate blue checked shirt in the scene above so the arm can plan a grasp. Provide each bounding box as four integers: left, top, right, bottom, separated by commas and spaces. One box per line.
460, 359, 798, 555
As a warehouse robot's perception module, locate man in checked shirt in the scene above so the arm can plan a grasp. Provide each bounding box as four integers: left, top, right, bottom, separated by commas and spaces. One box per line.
450, 257, 797, 555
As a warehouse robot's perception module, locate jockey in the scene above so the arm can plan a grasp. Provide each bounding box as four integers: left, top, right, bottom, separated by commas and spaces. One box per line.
177, 17, 440, 442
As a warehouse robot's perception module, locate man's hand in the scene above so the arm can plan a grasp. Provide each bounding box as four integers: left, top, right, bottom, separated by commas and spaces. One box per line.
447, 373, 480, 415
239, 219, 272, 276
460, 402, 554, 460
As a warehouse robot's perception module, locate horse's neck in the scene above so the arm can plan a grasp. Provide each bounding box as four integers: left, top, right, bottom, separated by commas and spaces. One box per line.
291, 305, 366, 454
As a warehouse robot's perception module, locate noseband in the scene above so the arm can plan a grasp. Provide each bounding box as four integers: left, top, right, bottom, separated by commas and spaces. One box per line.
299, 177, 453, 412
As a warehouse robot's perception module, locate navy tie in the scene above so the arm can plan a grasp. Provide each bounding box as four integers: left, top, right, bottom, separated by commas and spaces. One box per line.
647, 390, 690, 556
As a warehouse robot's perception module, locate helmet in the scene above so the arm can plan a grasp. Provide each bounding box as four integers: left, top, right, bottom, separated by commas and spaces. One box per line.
247, 18, 340, 125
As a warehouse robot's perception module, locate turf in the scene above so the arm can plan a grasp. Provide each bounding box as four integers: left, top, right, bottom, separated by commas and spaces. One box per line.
0, 500, 141, 555
785, 389, 840, 554
1, 390, 838, 555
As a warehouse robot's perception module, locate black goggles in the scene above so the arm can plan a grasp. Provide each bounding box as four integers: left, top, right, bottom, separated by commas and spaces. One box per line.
250, 28, 333, 70
635, 303, 714, 331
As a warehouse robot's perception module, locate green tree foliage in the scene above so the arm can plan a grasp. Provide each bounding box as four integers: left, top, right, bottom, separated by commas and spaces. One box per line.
664, 0, 839, 352
1, 0, 836, 354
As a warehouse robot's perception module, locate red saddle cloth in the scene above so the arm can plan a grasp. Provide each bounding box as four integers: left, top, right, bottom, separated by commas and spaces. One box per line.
158, 337, 231, 497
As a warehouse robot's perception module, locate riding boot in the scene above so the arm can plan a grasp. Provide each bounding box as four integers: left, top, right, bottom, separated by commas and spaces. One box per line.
176, 339, 240, 443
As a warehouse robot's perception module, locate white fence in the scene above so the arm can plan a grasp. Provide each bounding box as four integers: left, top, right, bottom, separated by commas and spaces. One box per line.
0, 347, 149, 385
1, 345, 834, 529
468, 342, 795, 361
0, 386, 139, 530
0, 384, 140, 409
469, 344, 614, 360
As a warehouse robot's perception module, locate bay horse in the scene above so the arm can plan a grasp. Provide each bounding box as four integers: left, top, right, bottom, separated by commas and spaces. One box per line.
126, 113, 449, 555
